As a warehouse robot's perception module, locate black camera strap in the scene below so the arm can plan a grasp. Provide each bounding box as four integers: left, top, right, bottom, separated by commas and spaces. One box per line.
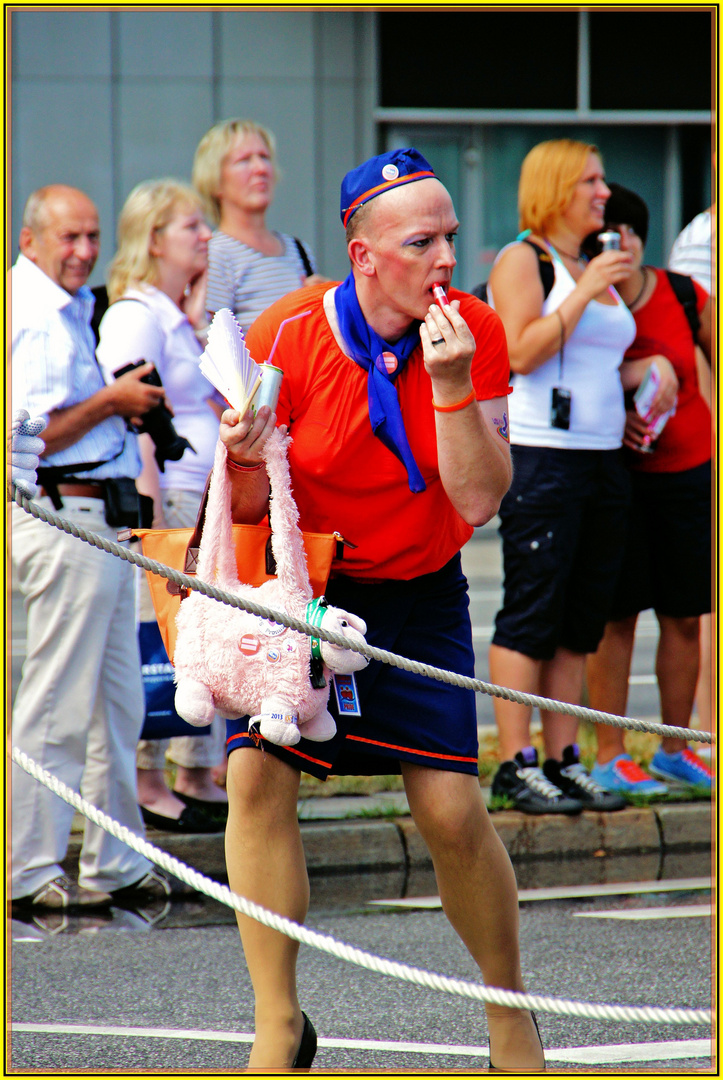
37, 446, 125, 510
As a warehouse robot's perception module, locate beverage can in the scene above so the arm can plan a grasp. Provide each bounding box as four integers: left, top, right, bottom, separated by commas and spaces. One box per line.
249, 364, 283, 417
598, 230, 621, 252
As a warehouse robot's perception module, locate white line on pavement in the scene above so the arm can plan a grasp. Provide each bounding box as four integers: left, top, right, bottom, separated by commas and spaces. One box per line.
10, 1025, 711, 1064
11, 1023, 708, 1067
573, 904, 711, 920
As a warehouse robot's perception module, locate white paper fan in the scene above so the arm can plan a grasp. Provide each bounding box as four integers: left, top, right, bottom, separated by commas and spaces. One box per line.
200, 308, 262, 415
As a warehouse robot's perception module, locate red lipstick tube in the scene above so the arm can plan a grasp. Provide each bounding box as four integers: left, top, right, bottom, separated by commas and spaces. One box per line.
432, 282, 449, 307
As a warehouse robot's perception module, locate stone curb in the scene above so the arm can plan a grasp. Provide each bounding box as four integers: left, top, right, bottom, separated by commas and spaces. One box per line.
63, 801, 712, 883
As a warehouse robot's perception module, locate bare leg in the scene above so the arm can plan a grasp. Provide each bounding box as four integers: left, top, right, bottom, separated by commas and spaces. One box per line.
488, 644, 541, 761
136, 766, 187, 819
657, 614, 700, 754
694, 613, 713, 732
585, 616, 638, 764
225, 749, 308, 1068
536, 646, 585, 759
174, 764, 228, 803
402, 763, 544, 1071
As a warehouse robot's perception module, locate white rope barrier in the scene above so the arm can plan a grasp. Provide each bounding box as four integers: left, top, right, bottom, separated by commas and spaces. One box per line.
11, 748, 712, 1028
9, 486, 713, 745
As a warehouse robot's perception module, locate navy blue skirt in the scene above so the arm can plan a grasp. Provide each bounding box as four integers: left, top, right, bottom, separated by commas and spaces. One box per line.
226, 553, 479, 780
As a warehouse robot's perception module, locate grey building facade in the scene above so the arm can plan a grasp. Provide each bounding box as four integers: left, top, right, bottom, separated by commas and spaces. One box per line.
10, 7, 713, 289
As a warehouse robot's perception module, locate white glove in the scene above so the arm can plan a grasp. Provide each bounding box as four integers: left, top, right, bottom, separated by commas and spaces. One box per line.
11, 409, 47, 498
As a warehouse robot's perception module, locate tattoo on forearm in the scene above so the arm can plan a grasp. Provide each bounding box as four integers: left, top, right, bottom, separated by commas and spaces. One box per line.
492, 412, 510, 441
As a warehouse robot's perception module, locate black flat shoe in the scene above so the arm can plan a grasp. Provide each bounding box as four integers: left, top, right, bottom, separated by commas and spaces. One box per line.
489, 1010, 544, 1072
174, 791, 229, 822
292, 1012, 317, 1069
140, 804, 223, 834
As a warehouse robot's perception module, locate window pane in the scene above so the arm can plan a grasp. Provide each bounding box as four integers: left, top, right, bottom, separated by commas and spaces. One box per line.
379, 13, 578, 110
589, 12, 712, 111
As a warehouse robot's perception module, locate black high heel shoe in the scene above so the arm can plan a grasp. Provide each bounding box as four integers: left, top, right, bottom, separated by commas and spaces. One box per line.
292, 1012, 317, 1069
489, 1010, 544, 1073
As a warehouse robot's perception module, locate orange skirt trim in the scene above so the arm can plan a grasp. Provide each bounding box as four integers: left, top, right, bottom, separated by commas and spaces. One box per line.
226, 731, 334, 769
345, 732, 477, 765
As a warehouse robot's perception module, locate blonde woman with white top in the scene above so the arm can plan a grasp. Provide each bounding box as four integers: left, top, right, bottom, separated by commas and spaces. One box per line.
486, 139, 646, 815
98, 179, 227, 833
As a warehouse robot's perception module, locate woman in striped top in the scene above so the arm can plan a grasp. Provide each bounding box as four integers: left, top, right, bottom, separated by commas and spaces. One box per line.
192, 118, 326, 332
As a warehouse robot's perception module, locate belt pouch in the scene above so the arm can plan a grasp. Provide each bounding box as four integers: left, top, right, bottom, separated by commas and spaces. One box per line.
103, 477, 141, 527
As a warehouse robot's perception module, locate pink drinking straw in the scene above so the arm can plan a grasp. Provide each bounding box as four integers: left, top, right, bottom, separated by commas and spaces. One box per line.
266, 310, 312, 366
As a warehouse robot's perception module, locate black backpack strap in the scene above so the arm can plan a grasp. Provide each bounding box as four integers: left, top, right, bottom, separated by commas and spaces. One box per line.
665, 270, 700, 343
522, 239, 556, 301
471, 238, 555, 306
293, 237, 314, 278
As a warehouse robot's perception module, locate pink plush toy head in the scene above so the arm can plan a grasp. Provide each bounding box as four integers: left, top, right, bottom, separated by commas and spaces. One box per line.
318, 606, 368, 674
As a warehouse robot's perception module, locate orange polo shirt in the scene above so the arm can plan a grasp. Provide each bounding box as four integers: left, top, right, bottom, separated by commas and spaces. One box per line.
246, 283, 510, 581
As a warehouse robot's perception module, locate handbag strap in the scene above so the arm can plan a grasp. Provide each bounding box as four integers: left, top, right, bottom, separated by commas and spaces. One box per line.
191, 440, 238, 584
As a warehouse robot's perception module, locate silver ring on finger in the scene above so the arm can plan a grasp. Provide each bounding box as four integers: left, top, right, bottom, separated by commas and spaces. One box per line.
430, 337, 445, 347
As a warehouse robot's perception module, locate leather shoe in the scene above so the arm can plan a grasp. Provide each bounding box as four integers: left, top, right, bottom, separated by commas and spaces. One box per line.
140, 803, 223, 834
292, 1012, 317, 1068
174, 791, 228, 822
110, 867, 196, 905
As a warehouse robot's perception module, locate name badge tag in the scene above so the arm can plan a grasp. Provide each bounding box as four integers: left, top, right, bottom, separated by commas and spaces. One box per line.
331, 672, 361, 717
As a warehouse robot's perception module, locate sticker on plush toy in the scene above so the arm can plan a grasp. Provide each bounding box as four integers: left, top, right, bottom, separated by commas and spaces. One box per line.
332, 672, 361, 716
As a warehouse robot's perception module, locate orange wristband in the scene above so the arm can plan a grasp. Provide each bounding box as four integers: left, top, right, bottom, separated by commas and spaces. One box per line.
431, 389, 477, 413
227, 458, 264, 473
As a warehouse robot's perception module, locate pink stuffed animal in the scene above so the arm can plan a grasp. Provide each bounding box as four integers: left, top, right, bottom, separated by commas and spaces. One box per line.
173, 430, 368, 747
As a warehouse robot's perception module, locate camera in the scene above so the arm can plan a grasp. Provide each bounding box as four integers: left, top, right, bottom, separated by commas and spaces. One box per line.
550, 387, 571, 431
113, 360, 195, 472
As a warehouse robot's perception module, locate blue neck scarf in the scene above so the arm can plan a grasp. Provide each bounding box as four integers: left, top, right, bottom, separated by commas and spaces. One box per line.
334, 273, 426, 493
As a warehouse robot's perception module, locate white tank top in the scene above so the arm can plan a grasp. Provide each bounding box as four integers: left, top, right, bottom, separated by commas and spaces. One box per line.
490, 245, 636, 450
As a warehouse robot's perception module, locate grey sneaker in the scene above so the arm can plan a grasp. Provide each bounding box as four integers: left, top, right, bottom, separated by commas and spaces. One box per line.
14, 874, 113, 911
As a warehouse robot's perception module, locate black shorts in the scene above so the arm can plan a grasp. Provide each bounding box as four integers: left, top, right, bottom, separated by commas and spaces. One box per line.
492, 446, 631, 661
226, 554, 479, 780
610, 459, 712, 620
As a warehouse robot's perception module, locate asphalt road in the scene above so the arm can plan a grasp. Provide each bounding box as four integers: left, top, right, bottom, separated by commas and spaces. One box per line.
10, 884, 712, 1072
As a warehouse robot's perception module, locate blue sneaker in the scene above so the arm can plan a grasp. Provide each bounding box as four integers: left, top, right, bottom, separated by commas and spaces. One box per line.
590, 754, 668, 798
649, 748, 713, 790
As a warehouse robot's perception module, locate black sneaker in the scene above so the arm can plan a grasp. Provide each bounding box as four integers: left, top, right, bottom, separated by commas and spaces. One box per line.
491, 747, 583, 815
543, 744, 627, 811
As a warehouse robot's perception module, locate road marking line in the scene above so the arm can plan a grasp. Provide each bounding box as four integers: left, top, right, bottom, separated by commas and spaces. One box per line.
368, 877, 711, 910
547, 1040, 712, 1064
10, 1025, 711, 1063
574, 904, 711, 920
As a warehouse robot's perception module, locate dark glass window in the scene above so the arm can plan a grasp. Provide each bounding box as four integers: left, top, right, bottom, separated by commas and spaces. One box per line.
379, 12, 578, 110
589, 12, 712, 111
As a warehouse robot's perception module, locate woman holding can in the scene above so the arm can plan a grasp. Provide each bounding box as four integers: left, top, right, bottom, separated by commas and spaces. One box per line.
585, 182, 713, 797
486, 139, 640, 814
97, 179, 227, 832
192, 118, 326, 332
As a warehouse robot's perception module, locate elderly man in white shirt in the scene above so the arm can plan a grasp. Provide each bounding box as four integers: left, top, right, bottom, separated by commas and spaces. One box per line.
11, 184, 178, 912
